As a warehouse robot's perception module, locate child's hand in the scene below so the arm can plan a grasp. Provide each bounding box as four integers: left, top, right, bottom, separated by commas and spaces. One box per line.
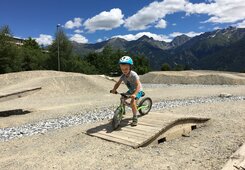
110, 89, 117, 94
131, 94, 136, 99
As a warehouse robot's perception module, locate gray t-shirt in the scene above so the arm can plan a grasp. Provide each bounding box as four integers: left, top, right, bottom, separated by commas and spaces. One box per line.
120, 71, 143, 93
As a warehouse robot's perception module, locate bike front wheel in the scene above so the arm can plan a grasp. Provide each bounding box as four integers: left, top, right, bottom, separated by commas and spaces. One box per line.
138, 97, 152, 115
112, 106, 123, 129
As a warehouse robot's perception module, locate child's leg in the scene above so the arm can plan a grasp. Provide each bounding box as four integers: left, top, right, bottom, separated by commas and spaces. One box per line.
130, 98, 137, 116
130, 98, 138, 126
130, 91, 144, 126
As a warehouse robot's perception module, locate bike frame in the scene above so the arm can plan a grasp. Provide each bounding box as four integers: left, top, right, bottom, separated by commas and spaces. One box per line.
110, 90, 152, 129
119, 95, 149, 113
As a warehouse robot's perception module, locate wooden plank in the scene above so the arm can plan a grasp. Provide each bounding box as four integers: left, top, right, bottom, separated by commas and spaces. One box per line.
137, 121, 162, 128
90, 132, 135, 147
119, 127, 154, 136
142, 113, 177, 118
148, 112, 181, 119
92, 131, 139, 145
104, 130, 146, 142
115, 130, 148, 140
96, 130, 141, 144
139, 118, 172, 126
140, 115, 177, 123
122, 125, 159, 133
136, 127, 166, 147
142, 116, 177, 123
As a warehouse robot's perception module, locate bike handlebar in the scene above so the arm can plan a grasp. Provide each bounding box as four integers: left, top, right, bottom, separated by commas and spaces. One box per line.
110, 90, 131, 98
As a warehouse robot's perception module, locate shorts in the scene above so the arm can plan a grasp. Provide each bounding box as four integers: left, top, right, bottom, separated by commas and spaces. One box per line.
126, 90, 145, 99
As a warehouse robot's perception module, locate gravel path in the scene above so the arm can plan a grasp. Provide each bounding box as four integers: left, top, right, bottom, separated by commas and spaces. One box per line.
0, 95, 244, 142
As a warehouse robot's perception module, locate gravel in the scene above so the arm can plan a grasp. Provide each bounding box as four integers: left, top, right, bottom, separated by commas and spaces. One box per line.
0, 95, 244, 142
142, 84, 243, 88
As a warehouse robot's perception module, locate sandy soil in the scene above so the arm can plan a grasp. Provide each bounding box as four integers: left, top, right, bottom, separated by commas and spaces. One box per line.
0, 70, 245, 170
0, 101, 244, 170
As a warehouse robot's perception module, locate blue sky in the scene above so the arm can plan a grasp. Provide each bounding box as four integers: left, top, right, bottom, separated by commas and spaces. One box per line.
1, 0, 245, 45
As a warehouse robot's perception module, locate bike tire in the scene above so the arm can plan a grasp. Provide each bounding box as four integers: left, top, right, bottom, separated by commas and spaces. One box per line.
112, 107, 123, 129
138, 97, 152, 115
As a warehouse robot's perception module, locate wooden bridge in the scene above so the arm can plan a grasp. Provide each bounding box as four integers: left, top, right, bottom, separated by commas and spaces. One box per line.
86, 112, 210, 148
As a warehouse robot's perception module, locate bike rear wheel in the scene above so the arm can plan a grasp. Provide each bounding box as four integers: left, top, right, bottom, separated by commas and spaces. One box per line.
112, 106, 123, 129
138, 97, 152, 115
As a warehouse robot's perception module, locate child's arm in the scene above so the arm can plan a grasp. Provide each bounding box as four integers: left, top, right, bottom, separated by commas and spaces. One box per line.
111, 79, 122, 93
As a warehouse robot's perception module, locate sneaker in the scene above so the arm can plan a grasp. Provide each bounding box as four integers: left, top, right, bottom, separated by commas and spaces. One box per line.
131, 116, 138, 126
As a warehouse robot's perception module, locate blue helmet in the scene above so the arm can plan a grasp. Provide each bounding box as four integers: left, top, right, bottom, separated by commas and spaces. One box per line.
119, 56, 133, 65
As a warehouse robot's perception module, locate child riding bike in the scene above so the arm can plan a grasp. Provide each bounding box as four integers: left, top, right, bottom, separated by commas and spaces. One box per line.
110, 56, 144, 126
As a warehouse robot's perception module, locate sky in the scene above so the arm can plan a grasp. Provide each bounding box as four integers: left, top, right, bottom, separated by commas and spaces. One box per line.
1, 0, 245, 45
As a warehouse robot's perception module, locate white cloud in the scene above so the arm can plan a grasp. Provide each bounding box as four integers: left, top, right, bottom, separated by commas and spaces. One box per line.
235, 20, 245, 28
172, 23, 177, 26
70, 34, 88, 43
169, 31, 203, 38
74, 29, 83, 33
124, 0, 245, 31
84, 8, 124, 32
112, 32, 172, 42
185, 0, 245, 23
35, 34, 53, 46
155, 19, 167, 29
213, 26, 221, 30
97, 38, 103, 43
124, 0, 187, 30
65, 18, 82, 29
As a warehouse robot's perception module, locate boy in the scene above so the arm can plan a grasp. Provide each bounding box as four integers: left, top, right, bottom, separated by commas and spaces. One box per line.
110, 56, 144, 126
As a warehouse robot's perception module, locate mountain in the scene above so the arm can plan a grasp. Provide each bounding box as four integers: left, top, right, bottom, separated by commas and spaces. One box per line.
130, 35, 170, 50
166, 27, 245, 71
199, 35, 245, 71
170, 35, 191, 47
72, 34, 189, 59
72, 27, 245, 72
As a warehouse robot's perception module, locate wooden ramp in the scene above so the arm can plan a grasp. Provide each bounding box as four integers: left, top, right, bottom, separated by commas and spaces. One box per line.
222, 143, 245, 170
86, 112, 210, 148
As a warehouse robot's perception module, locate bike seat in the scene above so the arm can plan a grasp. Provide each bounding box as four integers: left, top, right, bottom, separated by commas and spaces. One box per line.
141, 91, 145, 97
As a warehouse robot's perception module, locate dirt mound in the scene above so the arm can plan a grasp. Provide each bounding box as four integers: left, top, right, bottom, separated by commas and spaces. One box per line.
0, 70, 121, 118
0, 70, 73, 88
0, 70, 115, 97
140, 70, 245, 85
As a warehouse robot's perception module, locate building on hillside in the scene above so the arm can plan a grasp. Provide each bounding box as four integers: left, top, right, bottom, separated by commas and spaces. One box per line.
11, 37, 25, 46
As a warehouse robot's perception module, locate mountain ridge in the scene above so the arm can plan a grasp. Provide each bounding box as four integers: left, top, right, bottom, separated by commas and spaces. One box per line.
72, 27, 245, 72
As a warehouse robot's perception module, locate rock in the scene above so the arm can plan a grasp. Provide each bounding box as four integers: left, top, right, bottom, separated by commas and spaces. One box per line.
219, 93, 232, 98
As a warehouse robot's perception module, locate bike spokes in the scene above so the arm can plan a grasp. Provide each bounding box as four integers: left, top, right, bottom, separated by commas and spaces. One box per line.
112, 107, 123, 129
138, 97, 152, 115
